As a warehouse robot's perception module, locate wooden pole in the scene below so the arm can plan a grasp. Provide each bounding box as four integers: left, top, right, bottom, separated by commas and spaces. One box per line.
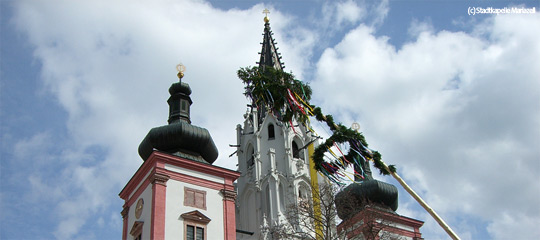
319, 116, 460, 239
308, 143, 324, 240
380, 161, 461, 240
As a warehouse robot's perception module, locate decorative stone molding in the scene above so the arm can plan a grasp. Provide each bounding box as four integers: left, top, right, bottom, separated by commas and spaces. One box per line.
247, 167, 253, 179
181, 210, 212, 224
150, 172, 170, 186
121, 206, 129, 219
184, 187, 207, 210
285, 147, 291, 156
296, 159, 305, 171
129, 221, 144, 237
220, 189, 237, 201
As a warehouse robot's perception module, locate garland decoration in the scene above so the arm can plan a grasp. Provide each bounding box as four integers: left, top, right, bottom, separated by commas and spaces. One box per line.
238, 66, 396, 183
239, 66, 312, 124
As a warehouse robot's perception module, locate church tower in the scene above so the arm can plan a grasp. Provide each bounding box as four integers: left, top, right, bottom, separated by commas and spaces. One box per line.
234, 13, 320, 239
119, 66, 240, 240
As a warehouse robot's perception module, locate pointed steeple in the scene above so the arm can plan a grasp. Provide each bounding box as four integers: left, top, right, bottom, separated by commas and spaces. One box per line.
257, 9, 284, 72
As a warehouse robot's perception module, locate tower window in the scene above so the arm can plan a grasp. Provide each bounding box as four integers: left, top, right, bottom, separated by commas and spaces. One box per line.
181, 100, 187, 111
292, 141, 300, 159
181, 210, 210, 240
268, 124, 275, 140
265, 185, 271, 215
186, 225, 204, 240
180, 99, 190, 115
247, 145, 255, 167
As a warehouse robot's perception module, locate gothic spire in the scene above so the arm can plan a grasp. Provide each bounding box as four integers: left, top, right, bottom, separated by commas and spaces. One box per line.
257, 9, 284, 72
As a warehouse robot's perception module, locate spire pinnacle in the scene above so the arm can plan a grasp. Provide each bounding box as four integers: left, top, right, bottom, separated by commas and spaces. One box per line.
263, 8, 270, 23
258, 11, 284, 71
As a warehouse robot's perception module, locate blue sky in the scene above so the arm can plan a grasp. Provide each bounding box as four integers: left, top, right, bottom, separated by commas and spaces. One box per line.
1, 0, 539, 239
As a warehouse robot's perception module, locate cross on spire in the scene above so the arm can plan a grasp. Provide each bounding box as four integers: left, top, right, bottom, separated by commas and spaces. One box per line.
263, 8, 270, 22
258, 8, 283, 71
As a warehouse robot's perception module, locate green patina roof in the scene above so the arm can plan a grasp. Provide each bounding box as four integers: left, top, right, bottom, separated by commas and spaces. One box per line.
138, 77, 218, 164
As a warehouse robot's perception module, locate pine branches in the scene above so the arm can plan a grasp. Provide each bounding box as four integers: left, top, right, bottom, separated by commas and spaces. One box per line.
237, 66, 396, 182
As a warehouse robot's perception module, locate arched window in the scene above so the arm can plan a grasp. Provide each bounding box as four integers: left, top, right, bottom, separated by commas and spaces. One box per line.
298, 186, 309, 200
292, 141, 300, 159
265, 185, 271, 215
246, 144, 255, 167
268, 124, 275, 140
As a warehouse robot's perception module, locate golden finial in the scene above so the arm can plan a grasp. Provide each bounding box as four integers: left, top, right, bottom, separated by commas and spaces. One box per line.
263, 8, 270, 23
351, 122, 360, 132
176, 63, 186, 79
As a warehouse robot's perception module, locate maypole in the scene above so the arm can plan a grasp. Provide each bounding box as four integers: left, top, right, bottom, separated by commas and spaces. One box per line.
322, 114, 461, 240
380, 161, 461, 240
238, 64, 461, 240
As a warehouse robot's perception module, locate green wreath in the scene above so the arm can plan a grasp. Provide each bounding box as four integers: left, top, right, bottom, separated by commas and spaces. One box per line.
238, 66, 395, 182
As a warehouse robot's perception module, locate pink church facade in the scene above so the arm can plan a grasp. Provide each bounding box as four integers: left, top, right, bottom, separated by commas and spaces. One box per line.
120, 151, 240, 240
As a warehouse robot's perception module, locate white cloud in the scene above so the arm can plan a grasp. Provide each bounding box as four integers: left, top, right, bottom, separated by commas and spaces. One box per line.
335, 0, 365, 26
371, 0, 389, 27
13, 131, 51, 159
7, 0, 539, 239
408, 18, 435, 37
318, 0, 389, 31
488, 212, 540, 240
10, 0, 318, 238
312, 13, 540, 240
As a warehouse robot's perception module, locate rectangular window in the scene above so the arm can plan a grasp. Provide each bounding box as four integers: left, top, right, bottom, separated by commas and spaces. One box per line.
184, 187, 207, 210
196, 227, 204, 240
185, 224, 205, 240
186, 225, 194, 240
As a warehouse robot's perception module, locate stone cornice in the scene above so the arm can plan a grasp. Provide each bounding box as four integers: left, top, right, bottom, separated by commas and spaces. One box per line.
121, 206, 130, 218
150, 172, 170, 186
220, 189, 237, 201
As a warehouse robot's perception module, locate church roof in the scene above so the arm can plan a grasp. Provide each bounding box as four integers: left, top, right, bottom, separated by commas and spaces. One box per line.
138, 67, 218, 164
257, 13, 284, 71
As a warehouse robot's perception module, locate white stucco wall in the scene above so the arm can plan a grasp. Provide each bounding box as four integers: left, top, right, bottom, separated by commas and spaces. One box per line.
164, 176, 225, 240
165, 164, 224, 183
126, 184, 153, 240
128, 169, 153, 200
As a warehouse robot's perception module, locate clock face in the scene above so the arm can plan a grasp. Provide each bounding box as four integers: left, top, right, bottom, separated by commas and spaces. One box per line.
135, 198, 144, 219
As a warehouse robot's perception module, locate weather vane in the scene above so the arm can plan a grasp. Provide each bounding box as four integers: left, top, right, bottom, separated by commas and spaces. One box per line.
263, 8, 270, 22
176, 63, 186, 79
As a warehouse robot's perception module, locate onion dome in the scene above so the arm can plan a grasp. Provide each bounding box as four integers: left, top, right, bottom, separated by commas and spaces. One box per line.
335, 157, 399, 220
138, 64, 218, 164
335, 180, 399, 220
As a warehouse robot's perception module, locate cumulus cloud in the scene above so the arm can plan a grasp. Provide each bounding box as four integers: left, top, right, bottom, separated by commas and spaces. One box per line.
320, 0, 364, 30
312, 13, 540, 240
408, 18, 435, 37
6, 0, 539, 239
9, 0, 316, 238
